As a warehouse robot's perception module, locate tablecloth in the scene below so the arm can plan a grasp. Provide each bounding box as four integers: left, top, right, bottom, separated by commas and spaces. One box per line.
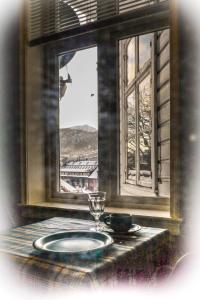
0, 217, 170, 290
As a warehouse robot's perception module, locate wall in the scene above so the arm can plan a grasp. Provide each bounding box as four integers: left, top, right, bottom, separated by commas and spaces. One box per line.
0, 1, 22, 229
178, 3, 200, 250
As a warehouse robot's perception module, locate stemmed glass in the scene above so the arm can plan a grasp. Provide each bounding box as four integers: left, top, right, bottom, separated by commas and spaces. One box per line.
88, 192, 106, 231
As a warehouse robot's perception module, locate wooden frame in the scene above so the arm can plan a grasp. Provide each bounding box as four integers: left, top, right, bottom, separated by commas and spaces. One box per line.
169, 0, 181, 219
44, 32, 98, 204
120, 34, 155, 192
107, 7, 170, 209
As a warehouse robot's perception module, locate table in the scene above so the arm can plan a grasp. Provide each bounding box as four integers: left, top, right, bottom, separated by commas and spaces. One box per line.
0, 217, 170, 290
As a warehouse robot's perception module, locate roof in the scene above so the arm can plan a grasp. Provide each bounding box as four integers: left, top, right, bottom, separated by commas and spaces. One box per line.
64, 160, 97, 166
61, 160, 98, 174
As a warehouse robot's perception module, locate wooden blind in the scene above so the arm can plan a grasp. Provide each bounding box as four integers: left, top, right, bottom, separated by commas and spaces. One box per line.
28, 0, 166, 44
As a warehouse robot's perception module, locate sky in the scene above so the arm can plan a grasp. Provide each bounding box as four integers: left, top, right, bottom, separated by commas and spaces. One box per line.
59, 34, 150, 130
59, 47, 98, 129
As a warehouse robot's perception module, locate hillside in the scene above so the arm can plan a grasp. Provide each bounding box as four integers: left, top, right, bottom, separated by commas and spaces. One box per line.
60, 125, 98, 161
69, 124, 97, 132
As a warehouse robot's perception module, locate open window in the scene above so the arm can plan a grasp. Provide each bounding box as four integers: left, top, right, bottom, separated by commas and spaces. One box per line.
119, 29, 170, 198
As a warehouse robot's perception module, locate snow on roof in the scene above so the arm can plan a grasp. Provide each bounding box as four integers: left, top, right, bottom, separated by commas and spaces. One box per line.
61, 160, 98, 174
63, 160, 97, 167
88, 168, 98, 179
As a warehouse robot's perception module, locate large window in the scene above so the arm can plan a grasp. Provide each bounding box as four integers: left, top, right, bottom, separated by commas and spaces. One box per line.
25, 0, 172, 208
51, 27, 170, 201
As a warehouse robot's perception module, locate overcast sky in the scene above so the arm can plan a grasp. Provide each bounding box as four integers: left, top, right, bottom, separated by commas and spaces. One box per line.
59, 47, 98, 129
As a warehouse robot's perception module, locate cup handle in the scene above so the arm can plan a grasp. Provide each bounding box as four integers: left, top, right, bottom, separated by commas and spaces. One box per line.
104, 216, 111, 226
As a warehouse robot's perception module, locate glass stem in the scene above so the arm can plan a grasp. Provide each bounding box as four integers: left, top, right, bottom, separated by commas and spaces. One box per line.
94, 216, 100, 231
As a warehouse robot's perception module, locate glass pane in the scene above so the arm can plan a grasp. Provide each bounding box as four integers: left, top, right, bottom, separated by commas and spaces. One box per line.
139, 33, 152, 70
59, 47, 98, 193
127, 38, 135, 84
127, 92, 136, 182
139, 75, 152, 185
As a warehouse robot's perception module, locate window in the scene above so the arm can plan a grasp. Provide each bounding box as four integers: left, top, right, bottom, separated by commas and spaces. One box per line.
120, 33, 153, 195
119, 30, 170, 198
59, 47, 98, 194
25, 0, 173, 210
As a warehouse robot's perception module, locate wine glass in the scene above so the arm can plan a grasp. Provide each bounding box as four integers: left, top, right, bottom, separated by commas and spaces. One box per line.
88, 192, 106, 231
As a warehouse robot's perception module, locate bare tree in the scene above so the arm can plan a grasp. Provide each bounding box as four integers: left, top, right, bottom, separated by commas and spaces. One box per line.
127, 79, 151, 174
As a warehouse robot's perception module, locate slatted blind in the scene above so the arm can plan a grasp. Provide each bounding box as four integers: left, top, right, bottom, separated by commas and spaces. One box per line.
28, 0, 165, 43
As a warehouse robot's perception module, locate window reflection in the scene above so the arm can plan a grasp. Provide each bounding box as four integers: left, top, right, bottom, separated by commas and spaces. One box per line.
139, 34, 152, 70
127, 38, 135, 84
139, 75, 152, 184
127, 92, 136, 182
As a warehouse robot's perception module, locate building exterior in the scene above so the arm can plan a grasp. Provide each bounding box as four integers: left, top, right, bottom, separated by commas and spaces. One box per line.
60, 160, 98, 192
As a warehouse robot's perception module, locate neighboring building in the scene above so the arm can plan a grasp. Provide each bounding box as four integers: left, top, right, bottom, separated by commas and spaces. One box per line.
60, 179, 77, 193
60, 160, 98, 192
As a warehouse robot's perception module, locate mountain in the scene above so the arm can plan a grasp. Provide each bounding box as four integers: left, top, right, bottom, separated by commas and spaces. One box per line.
69, 124, 97, 133
60, 125, 98, 162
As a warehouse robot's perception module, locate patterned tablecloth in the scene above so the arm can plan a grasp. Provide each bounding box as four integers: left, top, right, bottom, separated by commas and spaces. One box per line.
0, 217, 170, 290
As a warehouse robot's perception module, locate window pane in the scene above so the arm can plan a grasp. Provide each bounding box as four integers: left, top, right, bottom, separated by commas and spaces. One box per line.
59, 47, 98, 193
127, 92, 136, 182
139, 75, 152, 185
127, 38, 135, 84
120, 29, 170, 196
139, 33, 152, 70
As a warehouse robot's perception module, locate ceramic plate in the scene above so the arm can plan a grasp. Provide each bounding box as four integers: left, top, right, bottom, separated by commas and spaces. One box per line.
33, 230, 113, 254
103, 224, 141, 235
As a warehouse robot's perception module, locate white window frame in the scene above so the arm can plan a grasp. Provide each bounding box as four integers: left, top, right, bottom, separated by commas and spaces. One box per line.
120, 33, 158, 195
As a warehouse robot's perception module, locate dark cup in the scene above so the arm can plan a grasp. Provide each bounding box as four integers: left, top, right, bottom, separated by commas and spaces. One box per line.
104, 213, 132, 232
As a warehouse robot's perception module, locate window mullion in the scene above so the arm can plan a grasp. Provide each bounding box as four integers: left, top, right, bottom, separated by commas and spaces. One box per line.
123, 43, 128, 183
151, 32, 158, 194
135, 36, 140, 185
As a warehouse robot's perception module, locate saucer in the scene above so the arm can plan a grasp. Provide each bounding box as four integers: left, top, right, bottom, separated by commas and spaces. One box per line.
103, 224, 141, 235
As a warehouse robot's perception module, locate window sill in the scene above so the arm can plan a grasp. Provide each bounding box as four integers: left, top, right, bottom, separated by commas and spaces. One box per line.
18, 202, 182, 235
47, 195, 170, 212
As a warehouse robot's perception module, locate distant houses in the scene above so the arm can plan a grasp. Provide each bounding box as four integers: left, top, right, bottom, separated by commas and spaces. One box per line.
60, 160, 98, 193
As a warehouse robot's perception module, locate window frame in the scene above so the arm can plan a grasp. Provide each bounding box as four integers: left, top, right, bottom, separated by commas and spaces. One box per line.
107, 12, 170, 209
44, 32, 98, 204
120, 34, 155, 191
42, 2, 171, 210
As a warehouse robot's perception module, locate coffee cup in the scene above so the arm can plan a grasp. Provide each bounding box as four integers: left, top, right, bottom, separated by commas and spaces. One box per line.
104, 213, 132, 232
